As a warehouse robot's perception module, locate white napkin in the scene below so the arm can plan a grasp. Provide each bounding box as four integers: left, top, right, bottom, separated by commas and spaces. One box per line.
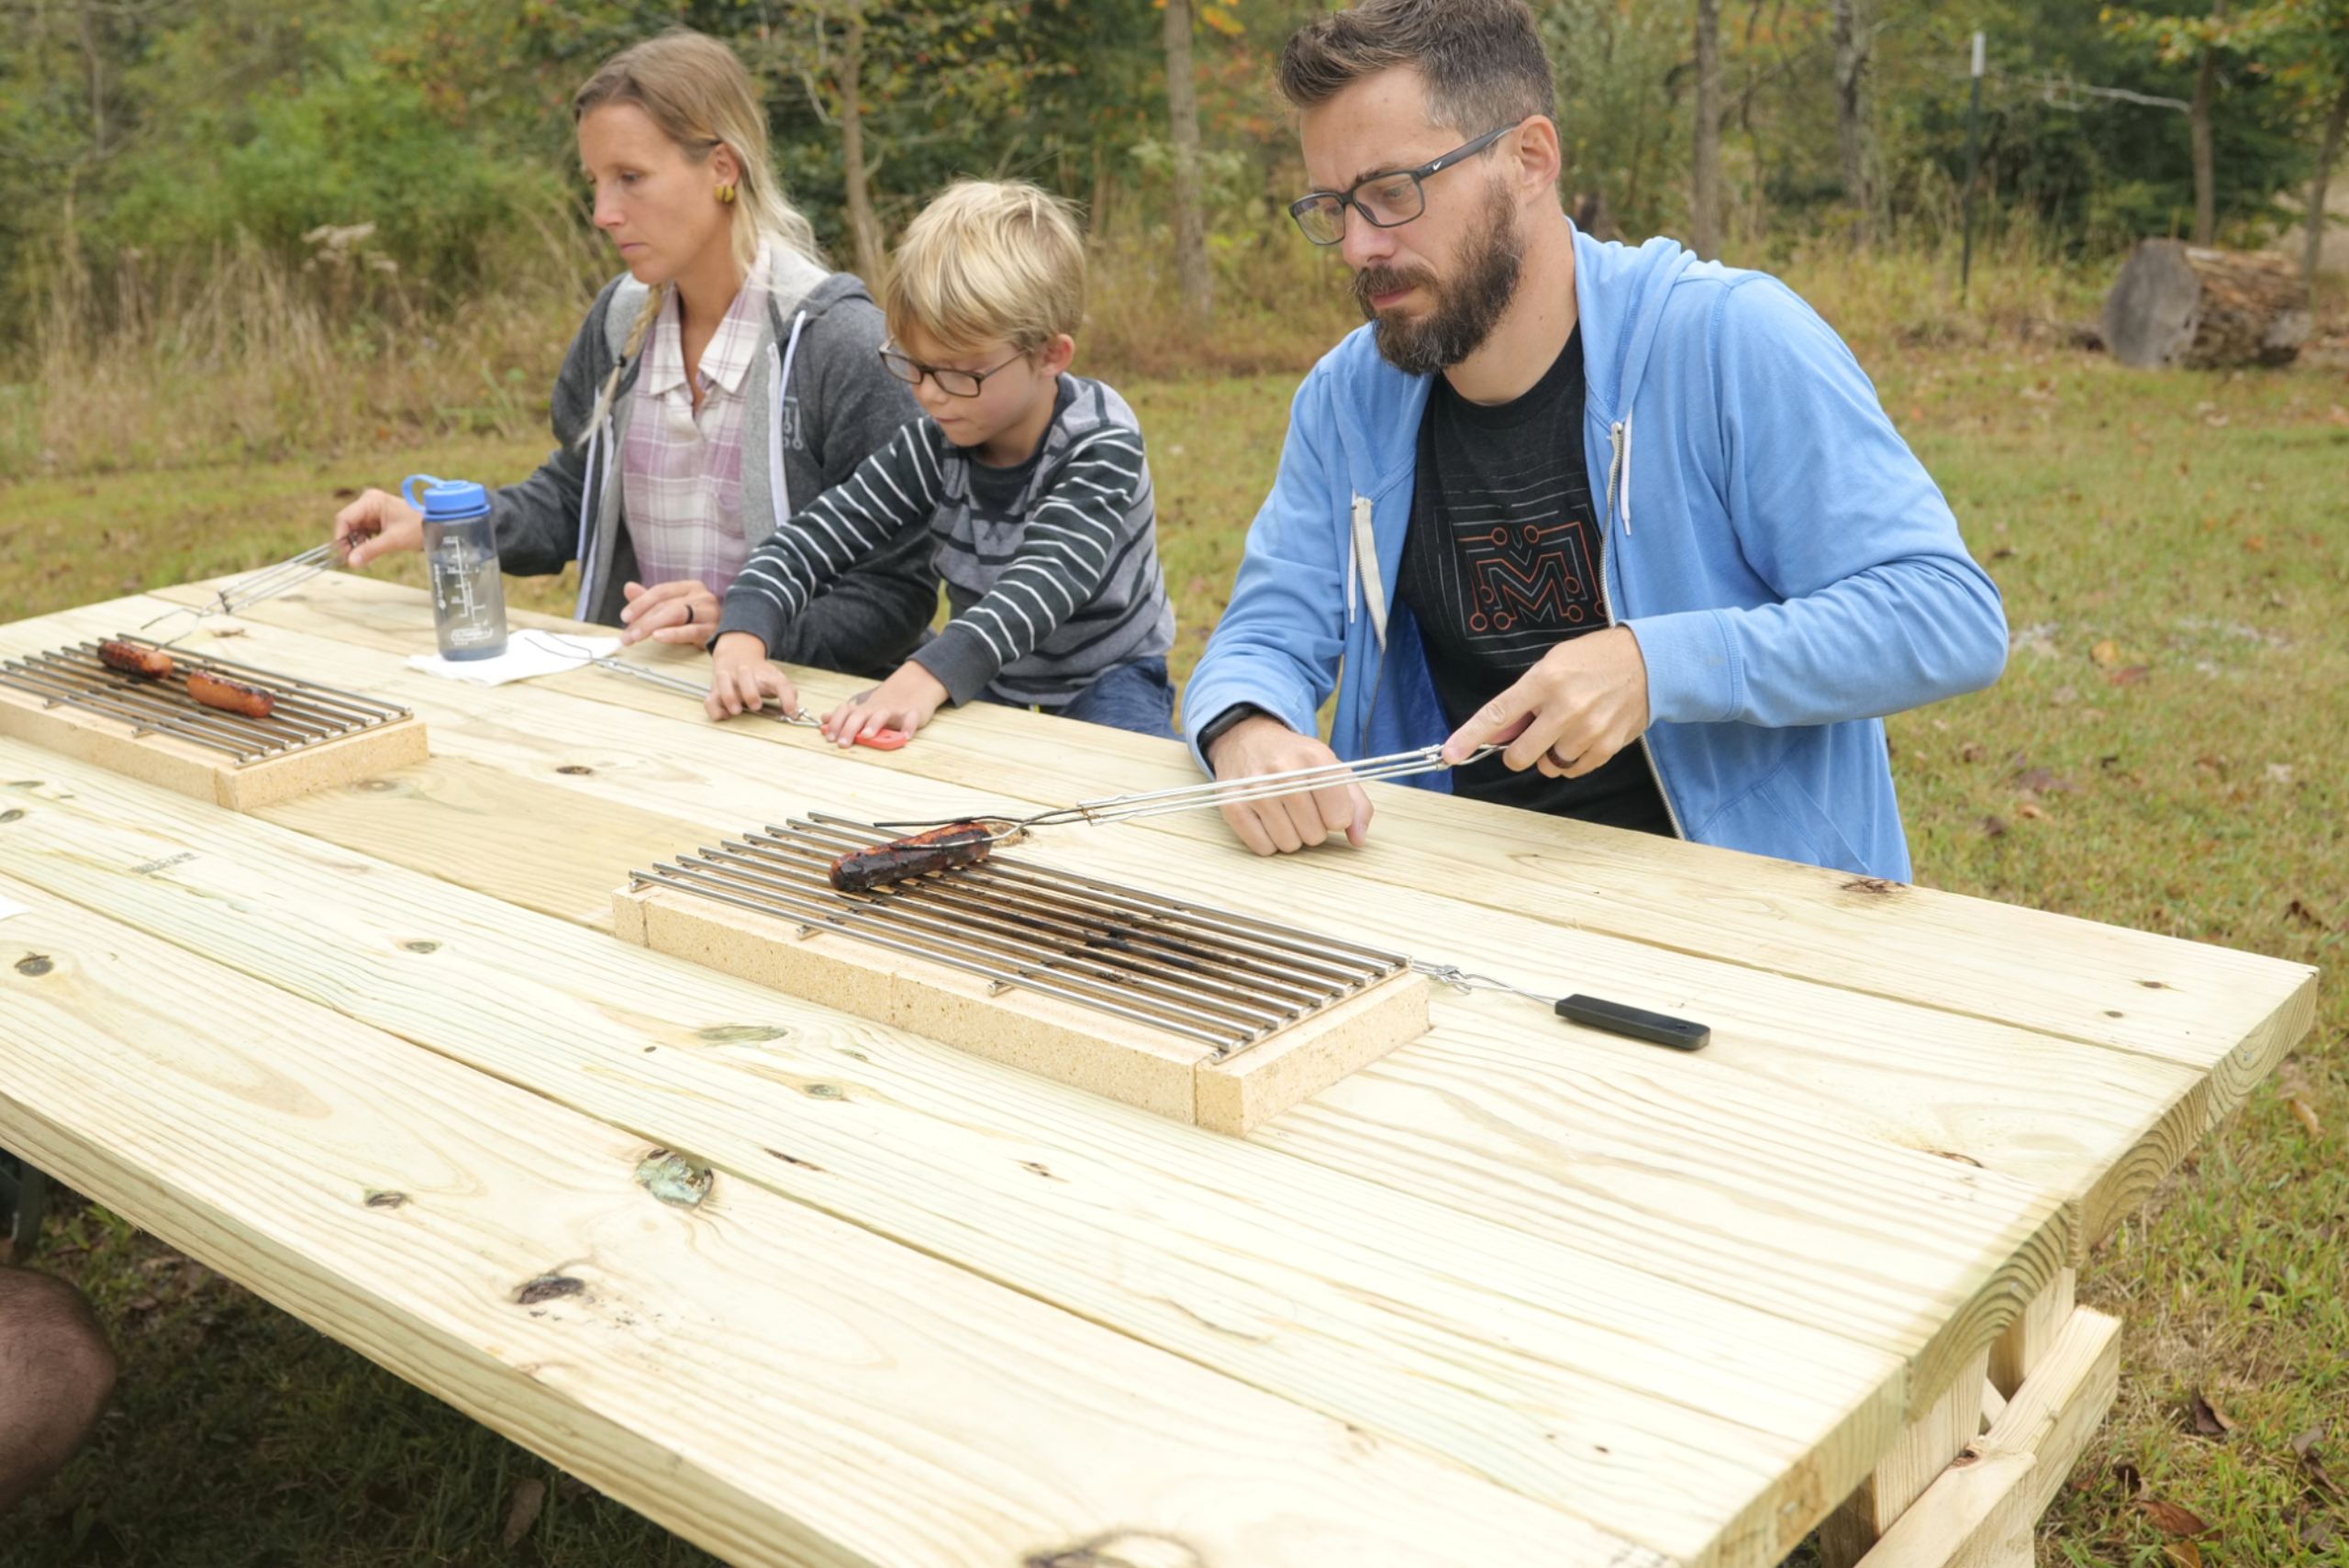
405, 629, 618, 686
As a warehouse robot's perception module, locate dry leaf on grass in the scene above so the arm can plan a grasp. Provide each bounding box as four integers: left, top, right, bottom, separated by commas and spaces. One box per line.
501, 1477, 547, 1548
2108, 663, 2152, 685
2092, 639, 2121, 665
2187, 1390, 2235, 1437
2294, 1425, 2345, 1503
2163, 1540, 2203, 1568
2289, 1097, 2324, 1139
2138, 1496, 2213, 1536
2019, 802, 2046, 819
1982, 814, 2009, 838
2286, 898, 2327, 929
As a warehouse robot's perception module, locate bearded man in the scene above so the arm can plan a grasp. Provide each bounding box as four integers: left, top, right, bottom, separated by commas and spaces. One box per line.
1183, 0, 2006, 879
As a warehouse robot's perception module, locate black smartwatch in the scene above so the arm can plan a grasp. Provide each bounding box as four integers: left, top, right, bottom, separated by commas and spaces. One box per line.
1197, 702, 1274, 756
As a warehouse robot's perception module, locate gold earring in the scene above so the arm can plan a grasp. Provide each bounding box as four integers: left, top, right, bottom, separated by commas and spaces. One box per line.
716, 183, 738, 205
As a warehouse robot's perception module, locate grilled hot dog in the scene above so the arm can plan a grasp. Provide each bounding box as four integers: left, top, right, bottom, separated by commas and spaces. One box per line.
829, 822, 993, 893
96, 639, 174, 679
185, 669, 276, 720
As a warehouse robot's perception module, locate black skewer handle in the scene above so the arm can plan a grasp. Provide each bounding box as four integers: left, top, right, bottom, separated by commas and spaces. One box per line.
1555, 994, 1710, 1051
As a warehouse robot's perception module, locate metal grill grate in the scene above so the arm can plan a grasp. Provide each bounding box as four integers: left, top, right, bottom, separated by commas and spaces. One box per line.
632, 814, 1408, 1060
0, 637, 411, 765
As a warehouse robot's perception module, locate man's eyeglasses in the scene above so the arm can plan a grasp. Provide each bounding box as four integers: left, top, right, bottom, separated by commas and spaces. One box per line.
1287, 125, 1518, 247
877, 344, 1023, 397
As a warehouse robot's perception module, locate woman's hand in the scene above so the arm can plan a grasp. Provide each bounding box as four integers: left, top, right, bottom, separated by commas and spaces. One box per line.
333, 490, 423, 570
706, 631, 799, 719
620, 580, 724, 648
823, 662, 947, 748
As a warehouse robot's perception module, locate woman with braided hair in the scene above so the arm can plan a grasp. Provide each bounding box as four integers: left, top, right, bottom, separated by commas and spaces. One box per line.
332, 30, 932, 673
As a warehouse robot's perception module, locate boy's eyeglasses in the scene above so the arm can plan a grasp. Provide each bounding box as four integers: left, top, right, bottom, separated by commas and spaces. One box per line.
1287, 124, 1517, 246
878, 345, 1023, 398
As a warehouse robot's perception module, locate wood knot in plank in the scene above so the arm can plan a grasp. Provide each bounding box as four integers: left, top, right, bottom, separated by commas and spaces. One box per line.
13, 953, 52, 977
517, 1274, 585, 1307
364, 1191, 408, 1210
401, 940, 440, 954
635, 1149, 713, 1207
1025, 1531, 1205, 1568
0, 808, 23, 823
697, 1024, 790, 1044
556, 764, 595, 776
1841, 877, 1905, 896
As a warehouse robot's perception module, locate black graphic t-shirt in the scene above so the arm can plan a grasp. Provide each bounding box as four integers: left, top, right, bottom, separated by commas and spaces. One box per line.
1397, 326, 1675, 835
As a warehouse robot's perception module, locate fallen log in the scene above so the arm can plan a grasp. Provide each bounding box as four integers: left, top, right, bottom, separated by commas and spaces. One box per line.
2100, 239, 2311, 369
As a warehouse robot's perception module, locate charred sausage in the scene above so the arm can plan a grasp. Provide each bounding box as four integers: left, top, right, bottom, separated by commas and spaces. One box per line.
185, 669, 276, 720
829, 822, 993, 893
96, 639, 173, 679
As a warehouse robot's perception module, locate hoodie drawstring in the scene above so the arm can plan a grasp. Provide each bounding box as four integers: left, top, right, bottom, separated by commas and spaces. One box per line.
1604, 412, 1634, 538
573, 421, 603, 623
765, 308, 809, 531
1350, 493, 1387, 651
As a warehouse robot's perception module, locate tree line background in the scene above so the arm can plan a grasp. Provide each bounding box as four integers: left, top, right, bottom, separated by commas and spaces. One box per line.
0, 0, 2343, 473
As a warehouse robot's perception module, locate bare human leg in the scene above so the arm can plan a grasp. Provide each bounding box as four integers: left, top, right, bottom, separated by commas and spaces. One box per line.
0, 1266, 116, 1516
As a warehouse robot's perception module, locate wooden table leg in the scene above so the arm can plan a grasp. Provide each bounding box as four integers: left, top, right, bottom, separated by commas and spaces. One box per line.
0, 1149, 48, 1262
1853, 1307, 2122, 1567
1820, 1345, 1994, 1567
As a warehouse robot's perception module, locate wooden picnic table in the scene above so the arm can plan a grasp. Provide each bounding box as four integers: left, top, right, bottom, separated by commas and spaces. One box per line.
0, 574, 2315, 1568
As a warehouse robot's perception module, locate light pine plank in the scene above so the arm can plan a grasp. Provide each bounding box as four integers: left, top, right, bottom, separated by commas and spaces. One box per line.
235, 749, 2071, 1417
0, 878, 1653, 1568
0, 745, 1904, 1568
91, 601, 2200, 1262
28, 601, 2217, 1214
184, 575, 2309, 1084
0, 600, 2133, 1405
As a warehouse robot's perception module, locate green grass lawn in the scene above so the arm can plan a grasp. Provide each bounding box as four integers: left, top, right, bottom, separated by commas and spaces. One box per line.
0, 343, 2343, 1565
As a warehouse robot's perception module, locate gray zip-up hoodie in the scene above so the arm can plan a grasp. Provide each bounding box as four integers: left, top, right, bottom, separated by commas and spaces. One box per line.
484, 253, 933, 679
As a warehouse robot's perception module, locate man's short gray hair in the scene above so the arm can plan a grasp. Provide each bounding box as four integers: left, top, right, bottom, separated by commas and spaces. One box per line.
1275, 0, 1557, 138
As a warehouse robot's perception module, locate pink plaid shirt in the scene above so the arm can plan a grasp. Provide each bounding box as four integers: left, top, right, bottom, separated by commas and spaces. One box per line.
620, 258, 769, 595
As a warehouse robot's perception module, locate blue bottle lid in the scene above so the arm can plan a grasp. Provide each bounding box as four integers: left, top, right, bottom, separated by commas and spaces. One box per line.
402, 473, 491, 520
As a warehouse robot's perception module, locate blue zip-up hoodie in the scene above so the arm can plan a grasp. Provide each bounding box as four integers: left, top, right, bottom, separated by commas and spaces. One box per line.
1183, 220, 2007, 880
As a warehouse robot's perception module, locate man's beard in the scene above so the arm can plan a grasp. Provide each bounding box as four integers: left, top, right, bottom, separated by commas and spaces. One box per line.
1351, 186, 1525, 377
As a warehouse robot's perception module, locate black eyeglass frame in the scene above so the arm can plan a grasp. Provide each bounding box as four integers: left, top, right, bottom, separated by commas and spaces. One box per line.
876, 343, 1027, 398
1286, 124, 1520, 246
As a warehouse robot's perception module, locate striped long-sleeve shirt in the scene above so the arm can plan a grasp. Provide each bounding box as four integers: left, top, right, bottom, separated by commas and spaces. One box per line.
716, 375, 1175, 707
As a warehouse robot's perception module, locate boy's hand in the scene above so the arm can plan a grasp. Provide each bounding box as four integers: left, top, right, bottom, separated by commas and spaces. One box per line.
332, 489, 422, 570
1205, 714, 1373, 855
706, 631, 798, 719
823, 662, 947, 748
620, 580, 723, 648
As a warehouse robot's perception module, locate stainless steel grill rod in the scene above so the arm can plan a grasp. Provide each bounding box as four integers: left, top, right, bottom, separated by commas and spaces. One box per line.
0, 664, 291, 759
765, 822, 1362, 1001
688, 846, 1292, 1036
807, 813, 1409, 975
710, 837, 1316, 1025
633, 862, 1254, 1052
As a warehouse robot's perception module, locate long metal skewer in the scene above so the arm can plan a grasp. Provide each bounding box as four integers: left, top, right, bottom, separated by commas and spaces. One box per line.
874, 743, 1502, 839
139, 535, 365, 643
560, 639, 907, 748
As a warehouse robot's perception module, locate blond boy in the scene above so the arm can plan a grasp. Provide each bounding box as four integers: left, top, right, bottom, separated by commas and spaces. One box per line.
707, 181, 1177, 740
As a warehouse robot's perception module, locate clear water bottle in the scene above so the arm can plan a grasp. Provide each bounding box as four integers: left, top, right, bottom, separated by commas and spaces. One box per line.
404, 474, 508, 662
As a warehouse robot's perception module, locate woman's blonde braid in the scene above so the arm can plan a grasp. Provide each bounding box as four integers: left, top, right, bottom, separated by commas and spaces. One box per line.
577, 281, 668, 448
